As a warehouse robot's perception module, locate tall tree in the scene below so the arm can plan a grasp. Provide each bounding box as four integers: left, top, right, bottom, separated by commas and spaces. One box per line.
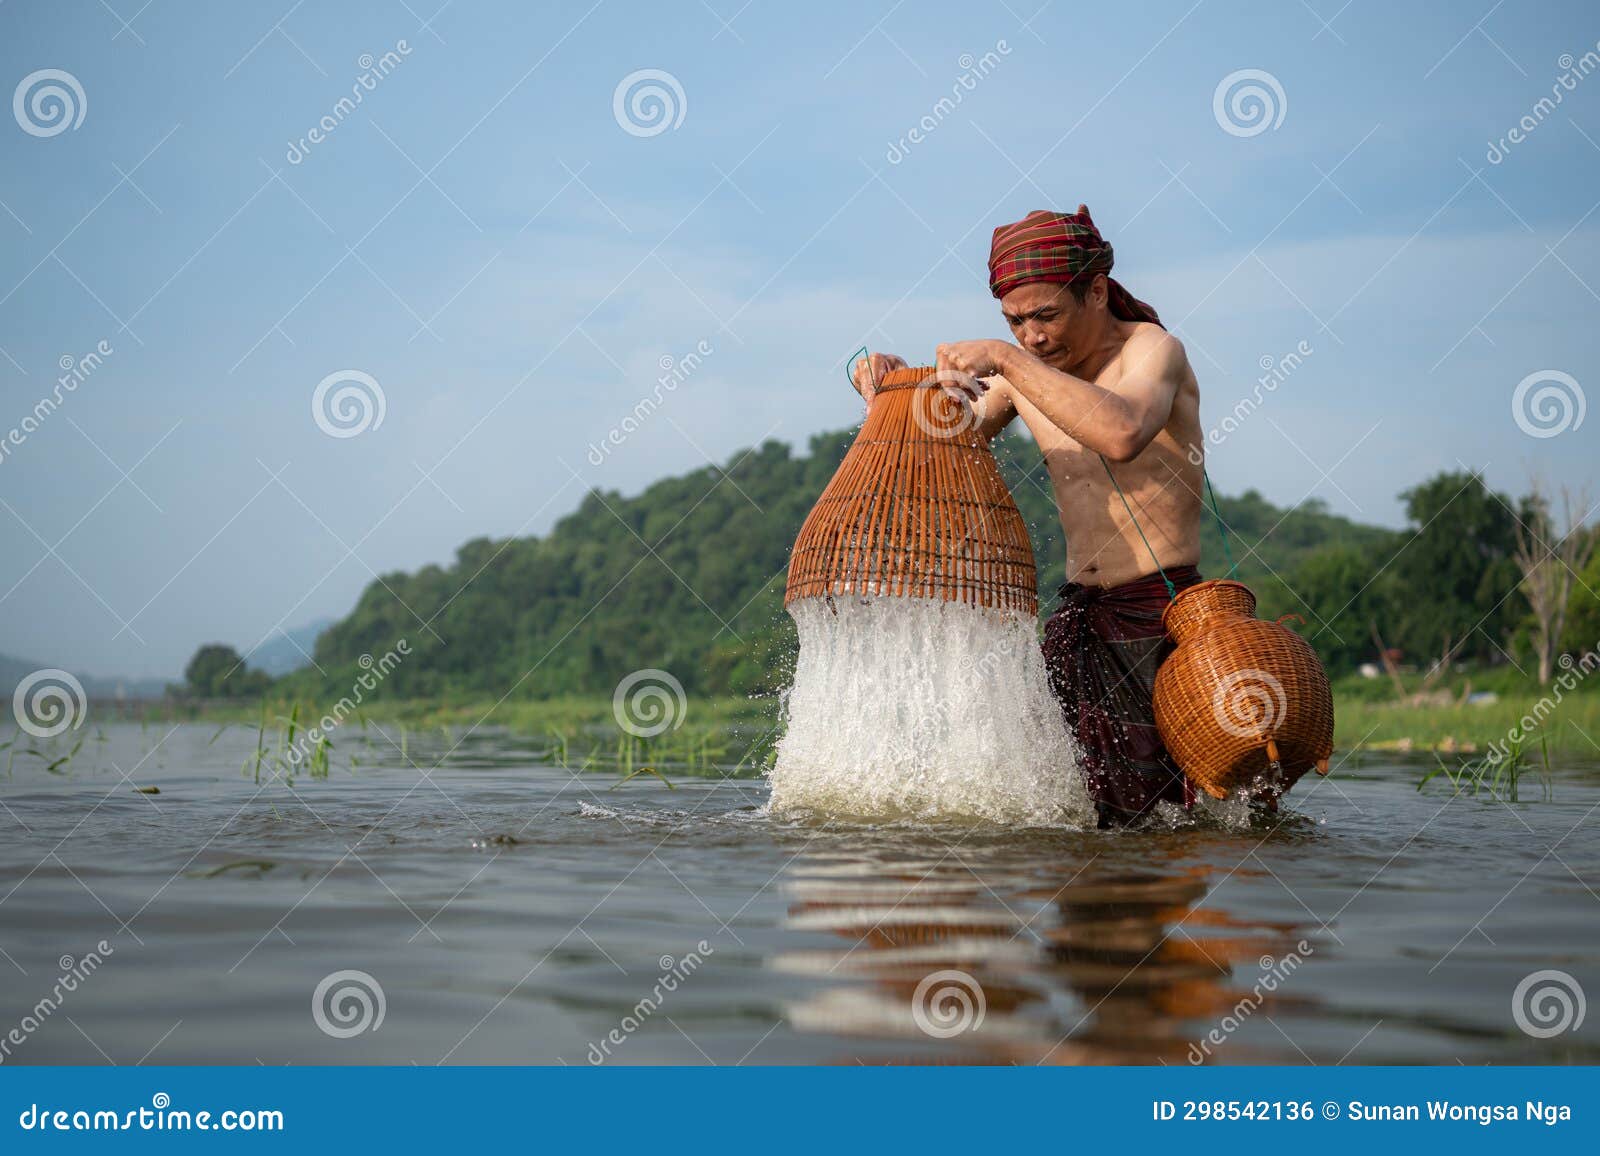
1269, 539, 1399, 674
1560, 537, 1600, 657
184, 644, 269, 698
1514, 482, 1596, 683
1388, 471, 1524, 670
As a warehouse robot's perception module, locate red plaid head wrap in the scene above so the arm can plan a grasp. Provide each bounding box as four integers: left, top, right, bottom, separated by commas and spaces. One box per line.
987, 205, 1162, 327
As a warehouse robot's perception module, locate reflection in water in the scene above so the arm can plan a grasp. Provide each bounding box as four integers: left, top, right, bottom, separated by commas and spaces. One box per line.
775, 839, 1321, 1064
9, 723, 1599, 1065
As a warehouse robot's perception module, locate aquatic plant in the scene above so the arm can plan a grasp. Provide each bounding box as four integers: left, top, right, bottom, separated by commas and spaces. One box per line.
610, 765, 676, 791
9, 734, 87, 776
40, 736, 84, 774
1416, 729, 1554, 802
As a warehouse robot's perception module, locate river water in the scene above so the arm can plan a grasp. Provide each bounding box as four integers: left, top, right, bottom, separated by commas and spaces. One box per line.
1, 723, 1595, 1065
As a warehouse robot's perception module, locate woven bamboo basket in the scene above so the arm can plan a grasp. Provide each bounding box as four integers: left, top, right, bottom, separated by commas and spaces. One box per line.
1152, 580, 1334, 799
785, 365, 1037, 615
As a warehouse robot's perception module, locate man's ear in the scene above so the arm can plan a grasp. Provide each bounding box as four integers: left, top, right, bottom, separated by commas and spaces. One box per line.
1090, 273, 1110, 310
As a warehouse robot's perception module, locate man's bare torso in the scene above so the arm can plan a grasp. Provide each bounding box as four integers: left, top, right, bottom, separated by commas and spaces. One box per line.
994, 322, 1204, 589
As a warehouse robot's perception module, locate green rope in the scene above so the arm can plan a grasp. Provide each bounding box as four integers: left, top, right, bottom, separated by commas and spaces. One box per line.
1204, 469, 1239, 578
1099, 454, 1241, 597
844, 346, 871, 390
1098, 455, 1177, 601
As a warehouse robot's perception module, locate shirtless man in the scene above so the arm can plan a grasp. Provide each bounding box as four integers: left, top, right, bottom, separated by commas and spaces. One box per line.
851, 206, 1211, 826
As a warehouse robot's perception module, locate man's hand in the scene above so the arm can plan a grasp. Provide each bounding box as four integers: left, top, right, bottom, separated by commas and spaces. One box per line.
850, 351, 907, 406
934, 339, 1015, 384
932, 339, 1018, 410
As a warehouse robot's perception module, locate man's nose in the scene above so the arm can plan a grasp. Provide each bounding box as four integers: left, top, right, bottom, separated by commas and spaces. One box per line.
1023, 325, 1048, 347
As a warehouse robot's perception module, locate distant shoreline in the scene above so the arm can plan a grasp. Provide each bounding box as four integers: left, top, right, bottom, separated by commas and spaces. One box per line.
51, 681, 1600, 763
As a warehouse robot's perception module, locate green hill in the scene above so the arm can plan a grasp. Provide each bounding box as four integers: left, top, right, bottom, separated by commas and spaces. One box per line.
286, 425, 1405, 703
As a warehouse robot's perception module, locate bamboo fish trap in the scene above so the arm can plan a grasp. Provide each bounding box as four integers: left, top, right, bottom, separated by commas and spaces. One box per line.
785, 365, 1037, 615
1153, 580, 1334, 799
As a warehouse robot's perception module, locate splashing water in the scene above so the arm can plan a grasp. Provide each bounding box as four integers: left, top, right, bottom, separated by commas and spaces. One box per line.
769, 596, 1096, 827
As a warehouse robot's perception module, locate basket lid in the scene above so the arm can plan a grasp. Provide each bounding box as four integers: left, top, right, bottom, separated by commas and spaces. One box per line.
1162, 579, 1257, 641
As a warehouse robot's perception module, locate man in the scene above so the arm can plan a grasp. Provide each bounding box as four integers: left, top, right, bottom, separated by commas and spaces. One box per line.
851, 206, 1207, 827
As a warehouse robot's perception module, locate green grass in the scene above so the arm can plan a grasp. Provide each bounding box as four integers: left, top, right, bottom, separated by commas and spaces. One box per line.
1416, 730, 1554, 802
1331, 671, 1600, 757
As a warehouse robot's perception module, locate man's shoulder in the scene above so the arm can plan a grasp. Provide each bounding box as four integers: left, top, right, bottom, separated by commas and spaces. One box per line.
1123, 320, 1182, 353
1115, 322, 1189, 378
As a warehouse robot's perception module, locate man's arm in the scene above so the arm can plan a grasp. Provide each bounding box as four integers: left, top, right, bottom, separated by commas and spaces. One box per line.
936, 331, 1184, 462
972, 378, 1017, 442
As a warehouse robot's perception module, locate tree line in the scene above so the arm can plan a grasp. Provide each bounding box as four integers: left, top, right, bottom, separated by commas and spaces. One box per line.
179, 426, 1598, 702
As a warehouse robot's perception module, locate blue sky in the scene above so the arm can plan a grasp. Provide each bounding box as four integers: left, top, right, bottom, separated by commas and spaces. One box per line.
1, 0, 1597, 677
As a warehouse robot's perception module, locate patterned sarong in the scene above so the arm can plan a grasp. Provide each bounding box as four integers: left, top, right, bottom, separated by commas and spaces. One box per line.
1041, 565, 1202, 827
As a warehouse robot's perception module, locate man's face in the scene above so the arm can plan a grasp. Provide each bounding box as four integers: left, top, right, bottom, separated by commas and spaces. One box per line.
999, 278, 1105, 373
